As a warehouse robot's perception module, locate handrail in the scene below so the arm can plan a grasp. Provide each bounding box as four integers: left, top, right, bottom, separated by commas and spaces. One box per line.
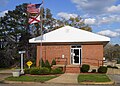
54, 57, 67, 72
82, 58, 103, 67
55, 57, 103, 67
55, 57, 67, 65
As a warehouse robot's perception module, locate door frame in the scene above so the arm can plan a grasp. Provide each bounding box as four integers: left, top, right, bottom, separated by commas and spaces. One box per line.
71, 48, 82, 65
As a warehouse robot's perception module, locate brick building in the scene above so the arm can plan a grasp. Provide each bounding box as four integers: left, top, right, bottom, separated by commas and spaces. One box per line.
29, 26, 110, 73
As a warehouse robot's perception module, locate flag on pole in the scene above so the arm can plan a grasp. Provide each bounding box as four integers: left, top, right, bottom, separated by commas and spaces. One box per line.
28, 14, 40, 24
27, 1, 43, 24
27, 3, 43, 13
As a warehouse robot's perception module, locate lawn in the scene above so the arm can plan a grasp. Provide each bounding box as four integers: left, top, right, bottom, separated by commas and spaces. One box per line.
5, 75, 57, 82
78, 74, 111, 83
0, 68, 10, 70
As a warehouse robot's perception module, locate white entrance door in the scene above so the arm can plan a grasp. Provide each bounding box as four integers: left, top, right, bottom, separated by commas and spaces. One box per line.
71, 48, 81, 65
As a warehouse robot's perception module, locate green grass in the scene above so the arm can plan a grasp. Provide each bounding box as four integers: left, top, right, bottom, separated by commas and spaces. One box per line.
0, 68, 10, 70
78, 74, 111, 83
5, 75, 57, 82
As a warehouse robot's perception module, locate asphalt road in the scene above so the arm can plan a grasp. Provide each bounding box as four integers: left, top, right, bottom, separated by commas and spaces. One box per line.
0, 83, 115, 86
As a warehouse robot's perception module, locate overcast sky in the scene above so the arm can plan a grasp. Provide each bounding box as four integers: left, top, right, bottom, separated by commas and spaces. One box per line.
0, 0, 120, 44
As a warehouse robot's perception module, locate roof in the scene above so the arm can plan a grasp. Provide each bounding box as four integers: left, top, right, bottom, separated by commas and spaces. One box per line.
29, 26, 110, 43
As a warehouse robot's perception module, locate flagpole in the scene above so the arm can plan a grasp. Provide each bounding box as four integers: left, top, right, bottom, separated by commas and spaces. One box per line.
40, 0, 44, 67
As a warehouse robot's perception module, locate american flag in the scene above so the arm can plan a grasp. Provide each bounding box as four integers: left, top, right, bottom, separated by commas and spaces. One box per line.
27, 3, 43, 13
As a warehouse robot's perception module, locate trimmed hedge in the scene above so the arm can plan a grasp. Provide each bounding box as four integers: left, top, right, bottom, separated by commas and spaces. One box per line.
81, 64, 90, 73
91, 69, 96, 73
107, 65, 112, 68
107, 65, 118, 69
24, 68, 30, 74
29, 67, 50, 75
39, 67, 50, 75
112, 66, 118, 69
51, 68, 63, 74
30, 67, 40, 75
98, 66, 107, 73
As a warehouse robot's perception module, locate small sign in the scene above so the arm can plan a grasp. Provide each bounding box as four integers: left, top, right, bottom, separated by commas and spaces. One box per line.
26, 61, 33, 68
19, 51, 26, 54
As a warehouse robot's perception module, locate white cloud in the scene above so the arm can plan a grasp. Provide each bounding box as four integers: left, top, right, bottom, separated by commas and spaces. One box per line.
98, 15, 120, 24
97, 30, 120, 38
84, 18, 96, 25
0, 10, 8, 17
57, 12, 78, 20
71, 0, 116, 14
115, 29, 120, 32
71, 0, 120, 26
107, 5, 120, 13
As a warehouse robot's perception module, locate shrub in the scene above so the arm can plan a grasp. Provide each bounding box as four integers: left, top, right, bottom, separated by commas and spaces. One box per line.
51, 68, 63, 74
81, 64, 90, 73
40, 59, 45, 67
98, 66, 107, 73
45, 60, 51, 69
39, 67, 50, 75
107, 65, 118, 69
91, 69, 96, 73
30, 67, 40, 75
24, 68, 30, 74
107, 65, 112, 68
112, 66, 118, 69
51, 59, 56, 66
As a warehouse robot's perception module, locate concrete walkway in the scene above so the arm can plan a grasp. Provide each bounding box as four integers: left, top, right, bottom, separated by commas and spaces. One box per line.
0, 69, 12, 81
46, 73, 79, 84
108, 74, 120, 86
0, 69, 12, 74
0, 74, 11, 81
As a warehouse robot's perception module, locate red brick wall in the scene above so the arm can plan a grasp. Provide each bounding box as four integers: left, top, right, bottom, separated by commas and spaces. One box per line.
36, 45, 40, 67
65, 67, 80, 73
36, 44, 104, 67
82, 44, 103, 66
36, 45, 70, 67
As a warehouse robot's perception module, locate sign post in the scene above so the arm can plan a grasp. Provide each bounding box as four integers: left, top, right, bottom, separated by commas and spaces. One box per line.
26, 61, 33, 69
19, 51, 25, 74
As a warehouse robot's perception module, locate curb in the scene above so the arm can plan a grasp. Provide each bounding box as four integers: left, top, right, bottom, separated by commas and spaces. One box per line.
45, 81, 79, 85
4, 80, 78, 85
79, 81, 115, 85
3, 80, 44, 84
2, 74, 115, 85
3, 80, 115, 85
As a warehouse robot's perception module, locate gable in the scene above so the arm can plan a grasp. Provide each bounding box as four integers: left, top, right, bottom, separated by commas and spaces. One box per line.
29, 26, 110, 43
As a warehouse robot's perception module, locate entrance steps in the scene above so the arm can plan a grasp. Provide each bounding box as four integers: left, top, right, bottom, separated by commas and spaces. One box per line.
52, 65, 100, 73
52, 65, 80, 73
65, 65, 80, 73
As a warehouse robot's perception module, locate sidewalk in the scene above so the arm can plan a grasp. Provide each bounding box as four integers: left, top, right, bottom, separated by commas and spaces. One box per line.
46, 73, 79, 84
0, 69, 12, 82
108, 74, 120, 86
0, 69, 12, 74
